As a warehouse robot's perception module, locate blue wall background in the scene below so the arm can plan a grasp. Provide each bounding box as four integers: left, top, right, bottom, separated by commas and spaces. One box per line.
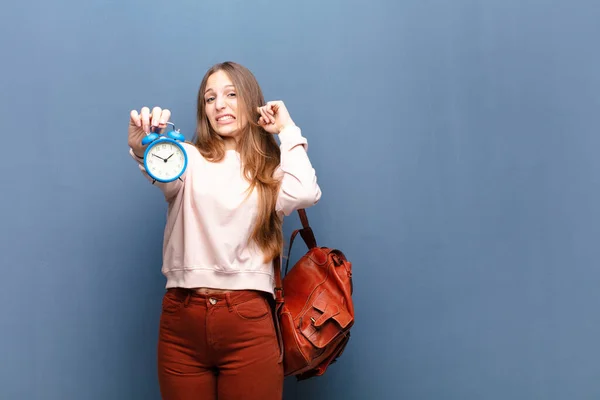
2, 0, 600, 399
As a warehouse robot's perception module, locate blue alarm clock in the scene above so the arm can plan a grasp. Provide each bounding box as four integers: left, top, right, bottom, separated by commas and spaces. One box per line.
142, 122, 188, 183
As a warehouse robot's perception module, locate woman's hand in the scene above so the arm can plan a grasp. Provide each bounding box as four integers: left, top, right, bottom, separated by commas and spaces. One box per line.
257, 101, 296, 134
128, 106, 171, 157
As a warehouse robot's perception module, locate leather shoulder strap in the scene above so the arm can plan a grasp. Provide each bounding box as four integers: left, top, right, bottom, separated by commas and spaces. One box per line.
273, 209, 317, 304
298, 209, 310, 229
297, 209, 317, 249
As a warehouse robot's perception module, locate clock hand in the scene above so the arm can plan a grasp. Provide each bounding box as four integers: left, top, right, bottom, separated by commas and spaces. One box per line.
152, 154, 165, 160
165, 153, 174, 161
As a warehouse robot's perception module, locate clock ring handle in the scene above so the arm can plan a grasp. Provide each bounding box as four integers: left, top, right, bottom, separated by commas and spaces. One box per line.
147, 121, 175, 134
164, 122, 185, 142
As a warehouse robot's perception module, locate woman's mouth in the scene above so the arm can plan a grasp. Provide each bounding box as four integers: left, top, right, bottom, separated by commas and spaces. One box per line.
216, 114, 236, 125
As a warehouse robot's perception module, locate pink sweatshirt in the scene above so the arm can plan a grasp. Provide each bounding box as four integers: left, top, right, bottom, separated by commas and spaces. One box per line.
129, 125, 322, 294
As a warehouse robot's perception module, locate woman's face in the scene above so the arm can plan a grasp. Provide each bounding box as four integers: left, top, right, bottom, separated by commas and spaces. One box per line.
203, 70, 248, 141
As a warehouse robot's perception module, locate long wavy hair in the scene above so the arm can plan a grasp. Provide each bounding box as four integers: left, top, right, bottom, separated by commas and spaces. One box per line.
192, 62, 283, 262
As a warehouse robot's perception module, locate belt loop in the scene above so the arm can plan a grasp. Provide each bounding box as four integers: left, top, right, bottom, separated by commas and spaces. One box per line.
184, 290, 191, 307
225, 292, 233, 312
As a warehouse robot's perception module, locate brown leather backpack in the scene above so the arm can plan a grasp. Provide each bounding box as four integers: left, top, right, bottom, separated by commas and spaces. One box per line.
273, 209, 355, 380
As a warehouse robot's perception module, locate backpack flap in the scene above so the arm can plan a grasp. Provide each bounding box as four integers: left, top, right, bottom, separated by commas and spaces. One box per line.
300, 292, 353, 349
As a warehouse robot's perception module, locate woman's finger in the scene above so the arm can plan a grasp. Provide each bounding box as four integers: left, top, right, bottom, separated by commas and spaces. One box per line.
156, 108, 171, 131
267, 108, 276, 124
160, 109, 171, 125
151, 107, 162, 129
267, 101, 280, 115
130, 110, 141, 127
260, 106, 274, 124
262, 108, 274, 125
258, 108, 267, 124
140, 107, 151, 132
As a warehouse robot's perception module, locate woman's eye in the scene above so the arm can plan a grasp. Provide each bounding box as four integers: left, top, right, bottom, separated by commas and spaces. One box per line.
227, 92, 236, 97
205, 97, 215, 103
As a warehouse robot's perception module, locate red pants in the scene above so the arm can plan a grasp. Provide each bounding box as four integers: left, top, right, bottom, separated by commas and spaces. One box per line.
157, 288, 283, 400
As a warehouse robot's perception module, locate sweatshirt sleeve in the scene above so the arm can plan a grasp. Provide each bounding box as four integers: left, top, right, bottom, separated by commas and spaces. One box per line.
129, 147, 186, 203
275, 125, 322, 216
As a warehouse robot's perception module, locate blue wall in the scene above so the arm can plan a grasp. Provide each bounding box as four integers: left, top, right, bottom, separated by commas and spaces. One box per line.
2, 0, 600, 399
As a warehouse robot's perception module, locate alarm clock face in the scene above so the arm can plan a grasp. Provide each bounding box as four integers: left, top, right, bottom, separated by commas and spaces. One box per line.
145, 140, 187, 182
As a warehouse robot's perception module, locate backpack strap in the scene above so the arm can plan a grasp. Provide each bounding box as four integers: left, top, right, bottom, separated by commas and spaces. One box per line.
297, 209, 317, 250
273, 209, 317, 304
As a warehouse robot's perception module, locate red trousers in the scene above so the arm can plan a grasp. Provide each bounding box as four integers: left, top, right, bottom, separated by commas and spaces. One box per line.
157, 288, 283, 400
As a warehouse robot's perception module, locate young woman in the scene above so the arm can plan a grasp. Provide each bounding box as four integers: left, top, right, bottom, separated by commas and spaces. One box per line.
127, 61, 322, 399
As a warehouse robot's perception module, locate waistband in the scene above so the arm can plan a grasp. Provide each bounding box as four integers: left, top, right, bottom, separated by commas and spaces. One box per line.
166, 287, 271, 307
